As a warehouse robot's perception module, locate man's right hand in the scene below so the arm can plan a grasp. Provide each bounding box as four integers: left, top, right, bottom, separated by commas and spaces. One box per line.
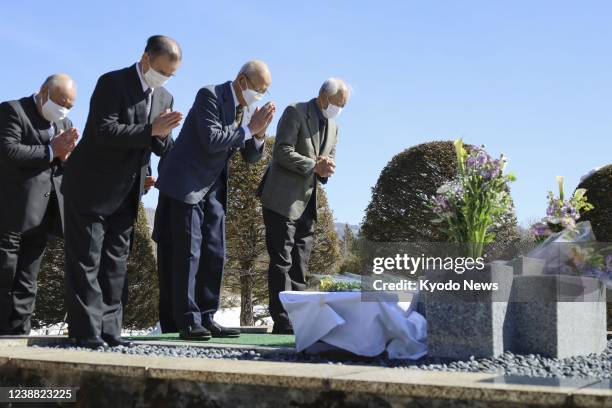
248, 103, 275, 135
314, 156, 335, 177
51, 127, 79, 160
152, 110, 183, 138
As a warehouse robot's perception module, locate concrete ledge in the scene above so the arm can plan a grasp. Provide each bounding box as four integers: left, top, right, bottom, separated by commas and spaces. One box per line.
0, 339, 611, 407
0, 335, 296, 355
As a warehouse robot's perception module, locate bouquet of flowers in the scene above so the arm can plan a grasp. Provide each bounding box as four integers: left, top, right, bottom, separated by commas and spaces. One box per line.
526, 177, 610, 285
530, 176, 594, 242
428, 139, 516, 258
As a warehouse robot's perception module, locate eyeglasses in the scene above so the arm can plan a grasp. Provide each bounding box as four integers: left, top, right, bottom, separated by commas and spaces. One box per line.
245, 75, 269, 95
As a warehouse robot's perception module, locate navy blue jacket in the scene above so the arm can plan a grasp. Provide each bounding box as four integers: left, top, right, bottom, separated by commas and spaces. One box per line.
156, 81, 264, 204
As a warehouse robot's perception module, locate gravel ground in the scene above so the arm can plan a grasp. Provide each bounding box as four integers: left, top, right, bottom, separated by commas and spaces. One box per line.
38, 339, 612, 380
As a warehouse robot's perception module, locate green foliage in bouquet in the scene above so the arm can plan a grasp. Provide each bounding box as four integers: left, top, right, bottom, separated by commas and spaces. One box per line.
428, 139, 516, 258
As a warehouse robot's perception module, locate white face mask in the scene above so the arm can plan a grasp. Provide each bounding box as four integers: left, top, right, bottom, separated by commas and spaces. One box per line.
240, 78, 264, 106
323, 103, 342, 119
41, 92, 70, 122
242, 88, 264, 106
143, 66, 170, 89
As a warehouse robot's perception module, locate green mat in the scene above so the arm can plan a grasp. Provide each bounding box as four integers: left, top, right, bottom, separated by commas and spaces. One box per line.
128, 332, 295, 348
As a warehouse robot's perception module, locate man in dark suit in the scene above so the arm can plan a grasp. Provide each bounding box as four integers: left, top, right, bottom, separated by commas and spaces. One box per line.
259, 78, 349, 334
154, 60, 275, 340
0, 74, 79, 335
62, 35, 183, 349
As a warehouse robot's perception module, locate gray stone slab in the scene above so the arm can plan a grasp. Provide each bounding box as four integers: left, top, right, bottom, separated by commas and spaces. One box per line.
425, 262, 514, 360
511, 256, 546, 276
507, 275, 607, 358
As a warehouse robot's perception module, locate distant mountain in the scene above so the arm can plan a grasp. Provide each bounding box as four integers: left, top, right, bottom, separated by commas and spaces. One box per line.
334, 223, 360, 239
145, 207, 359, 241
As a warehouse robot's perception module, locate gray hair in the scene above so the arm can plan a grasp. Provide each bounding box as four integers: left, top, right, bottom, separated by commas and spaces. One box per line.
238, 60, 270, 78
319, 77, 350, 97
41, 74, 75, 92
145, 35, 182, 62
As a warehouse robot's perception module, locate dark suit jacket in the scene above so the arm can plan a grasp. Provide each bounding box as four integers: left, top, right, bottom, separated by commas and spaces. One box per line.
0, 96, 72, 233
155, 81, 264, 205
61, 64, 173, 216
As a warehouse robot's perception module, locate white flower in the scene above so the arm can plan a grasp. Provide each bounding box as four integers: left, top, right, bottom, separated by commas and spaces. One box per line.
436, 182, 453, 194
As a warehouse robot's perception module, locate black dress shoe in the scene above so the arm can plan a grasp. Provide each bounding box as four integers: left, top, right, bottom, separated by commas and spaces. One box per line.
271, 322, 294, 335
101, 334, 133, 347
179, 325, 212, 341
75, 336, 108, 349
203, 321, 240, 338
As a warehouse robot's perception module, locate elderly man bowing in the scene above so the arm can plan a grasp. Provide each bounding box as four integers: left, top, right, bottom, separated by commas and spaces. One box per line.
62, 35, 182, 349
259, 78, 350, 334
0, 74, 78, 335
154, 60, 275, 340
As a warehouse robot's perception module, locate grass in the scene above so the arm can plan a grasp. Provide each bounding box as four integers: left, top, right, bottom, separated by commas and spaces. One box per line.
128, 332, 295, 348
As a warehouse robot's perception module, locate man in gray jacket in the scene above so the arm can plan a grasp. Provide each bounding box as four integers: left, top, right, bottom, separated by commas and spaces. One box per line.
259, 78, 350, 333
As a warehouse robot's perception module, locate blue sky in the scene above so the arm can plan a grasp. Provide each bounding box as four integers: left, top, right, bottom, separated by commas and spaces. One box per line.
1, 1, 610, 227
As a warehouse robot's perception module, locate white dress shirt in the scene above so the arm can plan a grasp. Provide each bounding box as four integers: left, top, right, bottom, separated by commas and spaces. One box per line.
136, 62, 151, 93
230, 83, 264, 149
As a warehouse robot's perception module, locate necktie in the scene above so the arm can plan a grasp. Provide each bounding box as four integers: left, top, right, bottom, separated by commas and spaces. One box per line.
319, 118, 328, 150
235, 105, 245, 127
145, 88, 153, 123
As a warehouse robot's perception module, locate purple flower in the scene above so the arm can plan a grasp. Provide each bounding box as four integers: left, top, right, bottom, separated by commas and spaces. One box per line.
431, 194, 454, 216
476, 151, 488, 166
531, 222, 551, 237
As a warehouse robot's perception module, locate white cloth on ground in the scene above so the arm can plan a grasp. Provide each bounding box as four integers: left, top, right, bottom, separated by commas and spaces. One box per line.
279, 291, 427, 360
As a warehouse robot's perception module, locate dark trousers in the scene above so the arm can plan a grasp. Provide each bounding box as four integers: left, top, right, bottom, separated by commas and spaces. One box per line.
156, 241, 176, 333
165, 177, 226, 330
263, 195, 316, 324
153, 193, 177, 333
64, 188, 137, 339
0, 194, 60, 335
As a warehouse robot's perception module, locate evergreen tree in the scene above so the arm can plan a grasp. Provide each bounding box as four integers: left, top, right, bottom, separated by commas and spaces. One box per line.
34, 202, 158, 331
308, 187, 341, 274
33, 236, 66, 330
122, 202, 159, 330
361, 141, 520, 260
226, 139, 274, 326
